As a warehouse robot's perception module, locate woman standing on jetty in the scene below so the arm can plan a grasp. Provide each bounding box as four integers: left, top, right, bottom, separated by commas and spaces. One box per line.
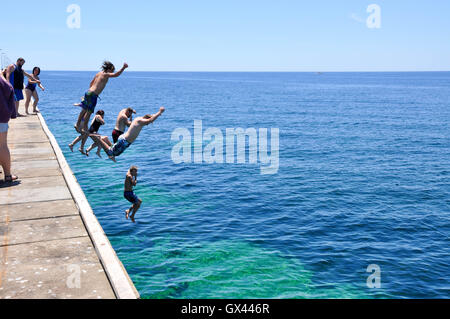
24, 67, 45, 114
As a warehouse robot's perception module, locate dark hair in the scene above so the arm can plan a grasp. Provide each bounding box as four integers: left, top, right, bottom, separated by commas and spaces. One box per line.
17, 57, 25, 63
126, 107, 134, 114
101, 61, 115, 72
96, 110, 105, 116
130, 166, 138, 172
32, 67, 41, 75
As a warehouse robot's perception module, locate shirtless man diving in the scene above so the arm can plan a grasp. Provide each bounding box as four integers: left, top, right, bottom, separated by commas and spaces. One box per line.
74, 61, 128, 134
91, 107, 165, 162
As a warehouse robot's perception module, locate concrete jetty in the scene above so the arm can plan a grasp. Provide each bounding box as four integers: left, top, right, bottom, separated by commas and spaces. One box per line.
0, 102, 139, 299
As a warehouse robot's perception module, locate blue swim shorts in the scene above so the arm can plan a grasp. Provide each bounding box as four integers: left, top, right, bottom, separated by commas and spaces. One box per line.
14, 89, 24, 101
0, 123, 8, 133
124, 191, 140, 204
80, 91, 98, 113
106, 135, 131, 157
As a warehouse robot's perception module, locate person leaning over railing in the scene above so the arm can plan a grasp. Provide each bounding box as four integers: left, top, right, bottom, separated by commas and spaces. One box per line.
0, 69, 18, 183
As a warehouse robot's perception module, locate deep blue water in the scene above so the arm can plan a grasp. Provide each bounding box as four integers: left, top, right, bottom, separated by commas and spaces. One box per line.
38, 71, 449, 298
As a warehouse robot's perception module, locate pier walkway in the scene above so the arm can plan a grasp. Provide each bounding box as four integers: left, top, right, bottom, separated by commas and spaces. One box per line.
0, 102, 139, 299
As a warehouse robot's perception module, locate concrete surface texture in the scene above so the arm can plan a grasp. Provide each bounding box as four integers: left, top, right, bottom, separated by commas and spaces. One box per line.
0, 102, 138, 299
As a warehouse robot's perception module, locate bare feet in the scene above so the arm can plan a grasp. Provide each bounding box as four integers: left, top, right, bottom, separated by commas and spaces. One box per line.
96, 150, 102, 158
125, 209, 130, 220
109, 155, 117, 163
69, 144, 74, 152
78, 148, 87, 156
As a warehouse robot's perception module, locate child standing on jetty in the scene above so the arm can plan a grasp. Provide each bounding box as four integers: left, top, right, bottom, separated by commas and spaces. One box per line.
74, 61, 128, 134
124, 166, 142, 222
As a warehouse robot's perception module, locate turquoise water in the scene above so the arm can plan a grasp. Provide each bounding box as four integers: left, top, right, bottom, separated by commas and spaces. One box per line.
39, 72, 449, 298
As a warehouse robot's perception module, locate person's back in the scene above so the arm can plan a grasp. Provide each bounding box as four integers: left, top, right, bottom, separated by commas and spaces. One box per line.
0, 75, 16, 122
123, 117, 148, 143
0, 73, 18, 182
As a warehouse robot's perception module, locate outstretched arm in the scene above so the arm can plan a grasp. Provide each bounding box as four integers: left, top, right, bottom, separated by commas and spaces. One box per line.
140, 107, 165, 125
108, 63, 128, 78
27, 76, 41, 84
23, 70, 36, 80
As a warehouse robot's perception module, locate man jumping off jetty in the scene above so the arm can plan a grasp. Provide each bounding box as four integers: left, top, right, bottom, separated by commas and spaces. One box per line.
74, 61, 128, 134
91, 106, 165, 162
112, 107, 135, 143
124, 166, 142, 222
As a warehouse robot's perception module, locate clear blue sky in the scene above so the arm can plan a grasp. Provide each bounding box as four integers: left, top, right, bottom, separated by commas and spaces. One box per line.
1, 0, 449, 71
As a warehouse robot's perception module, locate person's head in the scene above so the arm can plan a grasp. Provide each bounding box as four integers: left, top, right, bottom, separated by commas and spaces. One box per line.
96, 110, 105, 118
101, 61, 115, 73
129, 166, 138, 176
16, 58, 25, 67
32, 67, 41, 76
125, 107, 135, 118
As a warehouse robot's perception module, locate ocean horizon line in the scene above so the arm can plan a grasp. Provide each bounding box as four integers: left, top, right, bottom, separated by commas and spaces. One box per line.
41, 70, 450, 73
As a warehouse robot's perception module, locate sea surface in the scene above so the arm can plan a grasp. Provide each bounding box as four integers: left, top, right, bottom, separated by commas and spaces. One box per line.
38, 71, 449, 299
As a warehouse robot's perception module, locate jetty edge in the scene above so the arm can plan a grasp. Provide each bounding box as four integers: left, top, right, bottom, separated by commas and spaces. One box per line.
36, 109, 140, 299
0, 101, 139, 299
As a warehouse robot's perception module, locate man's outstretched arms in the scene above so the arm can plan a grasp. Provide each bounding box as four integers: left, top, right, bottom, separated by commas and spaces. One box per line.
108, 63, 129, 78
140, 107, 165, 125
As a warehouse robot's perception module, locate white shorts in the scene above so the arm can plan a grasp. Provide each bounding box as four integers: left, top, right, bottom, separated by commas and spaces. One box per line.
0, 123, 8, 133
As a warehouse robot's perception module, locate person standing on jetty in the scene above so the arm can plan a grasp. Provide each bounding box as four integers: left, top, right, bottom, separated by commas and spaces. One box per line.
91, 106, 165, 162
124, 166, 142, 222
112, 107, 136, 143
74, 61, 128, 134
0, 70, 18, 183
24, 66, 45, 115
4, 58, 37, 117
